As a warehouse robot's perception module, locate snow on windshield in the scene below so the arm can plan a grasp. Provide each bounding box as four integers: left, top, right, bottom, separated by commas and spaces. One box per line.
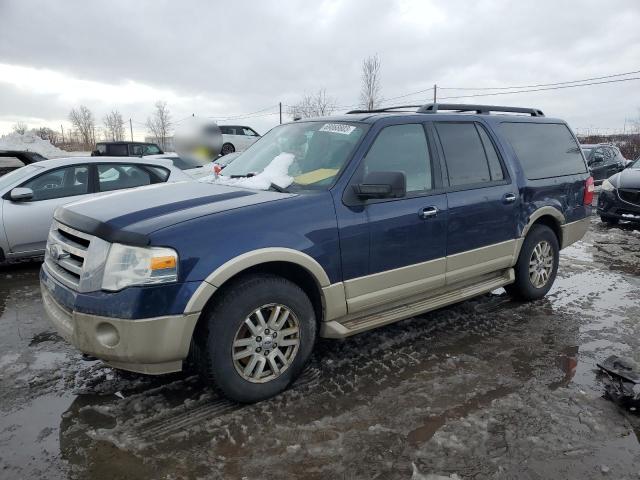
200, 152, 294, 190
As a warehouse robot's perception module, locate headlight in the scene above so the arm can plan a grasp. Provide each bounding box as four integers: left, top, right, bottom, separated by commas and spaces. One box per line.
601, 179, 616, 192
102, 244, 178, 291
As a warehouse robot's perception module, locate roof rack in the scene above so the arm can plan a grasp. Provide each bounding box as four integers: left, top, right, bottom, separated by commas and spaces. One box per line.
417, 103, 544, 117
346, 105, 423, 114
347, 103, 545, 117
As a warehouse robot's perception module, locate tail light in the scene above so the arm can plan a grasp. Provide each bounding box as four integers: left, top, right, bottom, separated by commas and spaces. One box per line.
213, 164, 222, 177
583, 176, 594, 206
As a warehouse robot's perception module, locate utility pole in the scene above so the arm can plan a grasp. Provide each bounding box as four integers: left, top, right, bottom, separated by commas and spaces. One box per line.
433, 84, 437, 103
279, 102, 282, 125
129, 118, 134, 141
60, 124, 65, 144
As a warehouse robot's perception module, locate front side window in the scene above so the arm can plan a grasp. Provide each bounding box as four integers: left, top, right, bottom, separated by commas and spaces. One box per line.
436, 122, 492, 187
243, 127, 258, 137
500, 122, 587, 180
22, 165, 89, 201
219, 121, 367, 191
98, 164, 152, 192
359, 124, 432, 193
96, 144, 107, 154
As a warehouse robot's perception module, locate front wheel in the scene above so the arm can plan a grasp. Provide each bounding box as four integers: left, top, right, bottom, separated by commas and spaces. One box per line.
197, 274, 316, 403
506, 224, 559, 301
221, 143, 235, 155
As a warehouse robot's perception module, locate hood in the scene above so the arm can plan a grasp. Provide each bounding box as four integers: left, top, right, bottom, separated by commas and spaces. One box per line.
611, 169, 640, 189
54, 181, 293, 246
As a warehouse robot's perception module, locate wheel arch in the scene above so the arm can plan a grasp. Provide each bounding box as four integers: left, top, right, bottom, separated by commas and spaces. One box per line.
515, 207, 565, 259
185, 248, 342, 327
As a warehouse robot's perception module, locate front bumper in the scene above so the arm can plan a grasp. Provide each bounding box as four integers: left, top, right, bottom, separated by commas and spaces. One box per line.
41, 269, 199, 375
597, 189, 640, 222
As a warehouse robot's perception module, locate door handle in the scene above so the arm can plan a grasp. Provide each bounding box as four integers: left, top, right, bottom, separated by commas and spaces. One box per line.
503, 193, 517, 204
419, 206, 438, 219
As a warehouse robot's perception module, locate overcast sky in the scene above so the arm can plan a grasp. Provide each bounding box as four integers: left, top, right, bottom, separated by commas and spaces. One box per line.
1, 0, 639, 140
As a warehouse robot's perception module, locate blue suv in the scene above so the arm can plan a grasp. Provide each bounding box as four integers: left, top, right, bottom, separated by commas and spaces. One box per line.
41, 103, 593, 402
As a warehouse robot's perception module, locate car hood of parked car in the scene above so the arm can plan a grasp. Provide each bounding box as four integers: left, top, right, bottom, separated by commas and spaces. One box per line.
54, 180, 294, 246
609, 168, 640, 189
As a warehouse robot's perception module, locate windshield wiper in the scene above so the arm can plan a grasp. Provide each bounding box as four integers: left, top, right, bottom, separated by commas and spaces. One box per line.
268, 183, 290, 193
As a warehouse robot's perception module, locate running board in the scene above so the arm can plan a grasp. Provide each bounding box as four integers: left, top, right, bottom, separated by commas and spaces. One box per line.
321, 269, 514, 338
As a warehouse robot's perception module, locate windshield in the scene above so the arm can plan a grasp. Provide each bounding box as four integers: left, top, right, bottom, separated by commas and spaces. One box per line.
217, 121, 367, 190
632, 158, 640, 169
0, 164, 42, 191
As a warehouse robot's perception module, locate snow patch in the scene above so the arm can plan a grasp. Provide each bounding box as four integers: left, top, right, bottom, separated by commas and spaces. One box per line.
200, 152, 294, 190
0, 131, 70, 158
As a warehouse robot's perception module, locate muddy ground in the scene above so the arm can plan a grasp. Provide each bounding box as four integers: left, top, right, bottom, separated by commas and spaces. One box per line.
2, 214, 640, 479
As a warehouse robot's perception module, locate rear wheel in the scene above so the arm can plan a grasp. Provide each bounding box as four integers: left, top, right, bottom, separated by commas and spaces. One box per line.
221, 143, 235, 155
506, 224, 559, 301
196, 274, 316, 403
600, 215, 619, 225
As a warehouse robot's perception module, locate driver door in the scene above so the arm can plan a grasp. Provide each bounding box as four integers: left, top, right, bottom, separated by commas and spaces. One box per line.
3, 164, 92, 254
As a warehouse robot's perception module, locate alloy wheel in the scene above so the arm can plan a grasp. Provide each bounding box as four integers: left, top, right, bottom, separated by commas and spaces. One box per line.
232, 304, 301, 383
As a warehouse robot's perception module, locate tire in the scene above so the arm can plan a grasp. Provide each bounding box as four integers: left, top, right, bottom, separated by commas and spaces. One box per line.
221, 143, 235, 155
506, 224, 559, 301
196, 274, 316, 403
600, 215, 619, 225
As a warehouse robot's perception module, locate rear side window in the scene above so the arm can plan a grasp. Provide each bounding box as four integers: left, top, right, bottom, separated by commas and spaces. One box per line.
107, 144, 128, 156
436, 122, 492, 186
500, 122, 587, 180
97, 164, 152, 192
477, 126, 504, 181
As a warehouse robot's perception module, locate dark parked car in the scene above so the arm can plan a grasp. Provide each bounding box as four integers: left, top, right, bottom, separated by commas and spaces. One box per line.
92, 141, 164, 157
597, 157, 640, 224
0, 150, 47, 176
581, 143, 626, 183
41, 103, 592, 402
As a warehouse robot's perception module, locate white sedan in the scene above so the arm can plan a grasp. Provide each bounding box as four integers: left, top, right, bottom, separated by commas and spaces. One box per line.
0, 156, 191, 262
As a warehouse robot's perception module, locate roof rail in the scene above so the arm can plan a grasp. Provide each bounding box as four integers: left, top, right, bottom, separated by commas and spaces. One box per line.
417, 103, 545, 117
346, 105, 425, 114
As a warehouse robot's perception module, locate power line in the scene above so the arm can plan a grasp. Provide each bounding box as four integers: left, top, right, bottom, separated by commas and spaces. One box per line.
436, 76, 640, 100
439, 69, 640, 91
363, 68, 640, 108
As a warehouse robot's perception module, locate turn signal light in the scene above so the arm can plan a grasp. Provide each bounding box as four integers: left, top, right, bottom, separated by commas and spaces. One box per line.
151, 256, 177, 271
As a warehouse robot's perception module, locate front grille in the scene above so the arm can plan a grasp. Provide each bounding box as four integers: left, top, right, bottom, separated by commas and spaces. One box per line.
45, 221, 94, 289
618, 188, 640, 206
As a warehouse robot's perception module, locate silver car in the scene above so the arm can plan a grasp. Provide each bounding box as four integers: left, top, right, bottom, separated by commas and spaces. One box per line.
0, 156, 191, 262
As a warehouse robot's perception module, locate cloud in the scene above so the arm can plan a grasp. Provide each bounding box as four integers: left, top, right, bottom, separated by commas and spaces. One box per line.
0, 0, 639, 137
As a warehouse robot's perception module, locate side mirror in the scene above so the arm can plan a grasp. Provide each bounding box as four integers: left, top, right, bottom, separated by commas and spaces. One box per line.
91, 150, 101, 156
10, 187, 34, 201
353, 171, 406, 199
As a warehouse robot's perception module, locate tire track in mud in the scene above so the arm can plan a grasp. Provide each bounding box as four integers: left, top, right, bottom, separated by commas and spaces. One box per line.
82, 293, 544, 450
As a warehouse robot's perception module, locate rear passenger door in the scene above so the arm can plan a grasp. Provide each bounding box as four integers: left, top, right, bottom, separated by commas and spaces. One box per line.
434, 121, 518, 284
341, 122, 448, 313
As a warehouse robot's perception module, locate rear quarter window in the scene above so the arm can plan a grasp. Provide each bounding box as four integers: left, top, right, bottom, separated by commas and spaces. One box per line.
500, 122, 587, 180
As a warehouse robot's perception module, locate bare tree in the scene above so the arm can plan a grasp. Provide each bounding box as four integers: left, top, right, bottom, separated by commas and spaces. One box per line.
33, 127, 59, 144
69, 105, 96, 148
360, 54, 382, 110
288, 89, 336, 119
103, 110, 126, 141
146, 101, 172, 149
12, 121, 28, 135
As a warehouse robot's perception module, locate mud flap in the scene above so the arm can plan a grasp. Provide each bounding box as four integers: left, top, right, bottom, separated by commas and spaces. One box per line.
597, 355, 640, 411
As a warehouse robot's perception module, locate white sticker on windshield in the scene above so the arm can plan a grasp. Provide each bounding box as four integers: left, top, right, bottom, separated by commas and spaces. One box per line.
319, 123, 356, 135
